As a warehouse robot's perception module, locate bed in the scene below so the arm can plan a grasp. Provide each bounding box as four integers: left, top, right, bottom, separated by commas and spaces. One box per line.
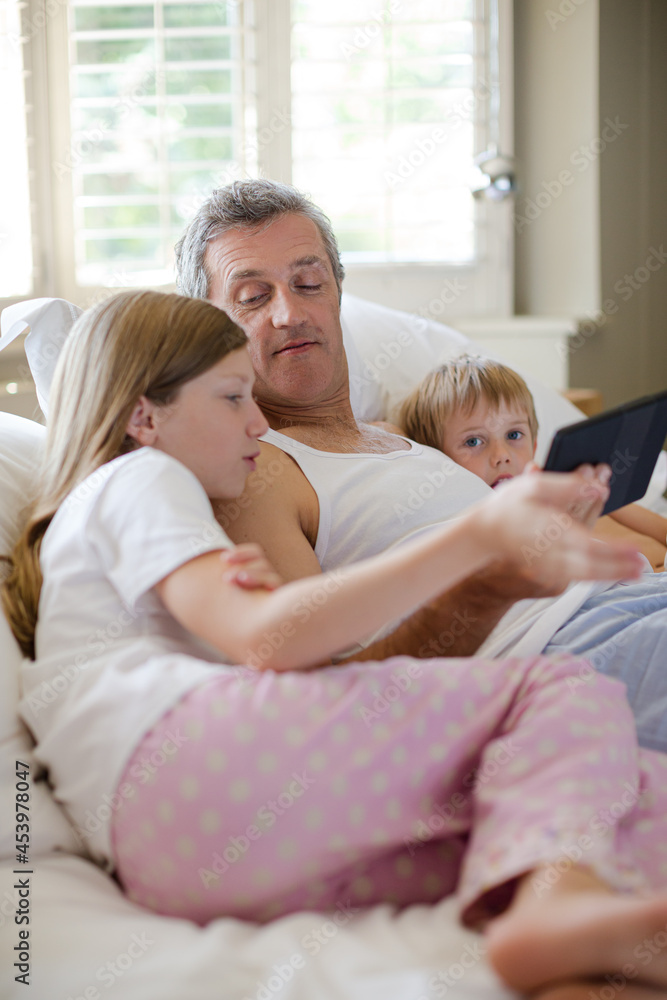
1, 292, 665, 1000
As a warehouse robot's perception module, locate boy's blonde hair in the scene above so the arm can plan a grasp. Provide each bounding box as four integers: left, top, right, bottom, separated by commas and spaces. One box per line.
1, 290, 247, 659
399, 354, 539, 451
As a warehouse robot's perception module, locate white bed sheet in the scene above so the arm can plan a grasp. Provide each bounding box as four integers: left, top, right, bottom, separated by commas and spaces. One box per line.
0, 855, 514, 1000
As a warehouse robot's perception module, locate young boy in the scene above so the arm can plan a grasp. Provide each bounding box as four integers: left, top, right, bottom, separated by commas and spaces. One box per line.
398, 354, 667, 571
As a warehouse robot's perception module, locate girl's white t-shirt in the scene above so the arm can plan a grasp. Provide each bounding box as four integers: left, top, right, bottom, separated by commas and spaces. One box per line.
20, 447, 234, 868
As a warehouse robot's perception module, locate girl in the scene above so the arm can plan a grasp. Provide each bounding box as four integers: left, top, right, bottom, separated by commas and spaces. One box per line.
4, 289, 667, 999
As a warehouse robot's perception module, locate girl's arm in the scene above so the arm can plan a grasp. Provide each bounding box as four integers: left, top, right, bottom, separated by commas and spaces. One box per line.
156, 470, 643, 672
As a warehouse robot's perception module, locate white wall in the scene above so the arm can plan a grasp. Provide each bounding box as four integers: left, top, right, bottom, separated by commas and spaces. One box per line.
514, 0, 667, 406
514, 0, 601, 319
578, 0, 667, 405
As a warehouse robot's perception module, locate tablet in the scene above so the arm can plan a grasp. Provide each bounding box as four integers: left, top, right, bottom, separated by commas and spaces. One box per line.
543, 389, 667, 515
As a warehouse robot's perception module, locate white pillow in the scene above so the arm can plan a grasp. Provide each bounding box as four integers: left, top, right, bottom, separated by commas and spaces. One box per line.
340, 292, 586, 466
0, 298, 82, 418
0, 412, 82, 860
341, 292, 471, 423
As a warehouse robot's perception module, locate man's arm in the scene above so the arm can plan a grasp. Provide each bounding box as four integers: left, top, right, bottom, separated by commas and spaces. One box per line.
352, 467, 615, 659
339, 572, 512, 660
339, 552, 581, 662
217, 443, 532, 659
215, 441, 324, 583
217, 447, 613, 662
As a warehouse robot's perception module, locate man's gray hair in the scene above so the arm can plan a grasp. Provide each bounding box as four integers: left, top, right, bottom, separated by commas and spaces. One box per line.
174, 179, 345, 302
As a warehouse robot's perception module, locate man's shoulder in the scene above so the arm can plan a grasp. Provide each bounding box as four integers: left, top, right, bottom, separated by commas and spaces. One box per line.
255, 437, 303, 480
215, 438, 319, 544
230, 438, 307, 504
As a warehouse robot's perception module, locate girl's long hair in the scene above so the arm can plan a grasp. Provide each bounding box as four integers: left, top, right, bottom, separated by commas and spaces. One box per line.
1, 290, 247, 659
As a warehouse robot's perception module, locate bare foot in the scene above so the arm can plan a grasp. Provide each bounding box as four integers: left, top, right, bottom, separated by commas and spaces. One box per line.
485, 866, 667, 993
535, 984, 667, 1000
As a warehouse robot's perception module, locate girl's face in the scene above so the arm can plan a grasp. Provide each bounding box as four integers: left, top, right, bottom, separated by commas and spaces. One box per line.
439, 399, 536, 488
147, 346, 269, 499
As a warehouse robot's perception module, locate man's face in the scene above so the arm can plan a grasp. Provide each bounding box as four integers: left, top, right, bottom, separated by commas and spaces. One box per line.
206, 213, 347, 410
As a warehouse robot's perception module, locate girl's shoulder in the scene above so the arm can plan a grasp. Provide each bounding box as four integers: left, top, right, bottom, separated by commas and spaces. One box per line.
45, 447, 217, 561
59, 448, 202, 520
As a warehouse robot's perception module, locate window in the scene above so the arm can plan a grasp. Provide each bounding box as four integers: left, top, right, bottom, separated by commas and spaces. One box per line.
291, 0, 479, 264
64, 0, 254, 286
3, 0, 513, 315
0, 0, 34, 296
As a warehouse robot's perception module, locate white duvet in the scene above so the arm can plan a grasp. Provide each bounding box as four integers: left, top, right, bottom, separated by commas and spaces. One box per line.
0, 855, 513, 1000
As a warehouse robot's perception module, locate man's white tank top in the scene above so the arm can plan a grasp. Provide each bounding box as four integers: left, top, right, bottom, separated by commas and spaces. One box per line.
262, 427, 608, 658
262, 427, 489, 571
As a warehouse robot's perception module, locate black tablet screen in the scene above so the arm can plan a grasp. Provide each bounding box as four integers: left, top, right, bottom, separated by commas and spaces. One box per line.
543, 390, 667, 515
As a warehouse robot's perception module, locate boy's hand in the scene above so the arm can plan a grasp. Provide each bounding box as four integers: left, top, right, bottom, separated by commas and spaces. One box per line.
220, 544, 283, 591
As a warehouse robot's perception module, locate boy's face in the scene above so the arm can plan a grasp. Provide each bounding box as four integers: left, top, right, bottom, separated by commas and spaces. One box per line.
439, 399, 536, 488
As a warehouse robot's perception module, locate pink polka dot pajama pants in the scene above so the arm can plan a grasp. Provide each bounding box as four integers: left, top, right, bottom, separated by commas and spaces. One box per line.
110, 654, 667, 925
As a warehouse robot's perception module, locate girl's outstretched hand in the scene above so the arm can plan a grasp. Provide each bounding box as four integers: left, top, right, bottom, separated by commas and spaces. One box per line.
220, 543, 283, 591
476, 467, 645, 588
523, 460, 610, 529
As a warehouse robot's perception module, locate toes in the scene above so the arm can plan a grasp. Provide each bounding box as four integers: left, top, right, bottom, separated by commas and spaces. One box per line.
534, 985, 666, 1000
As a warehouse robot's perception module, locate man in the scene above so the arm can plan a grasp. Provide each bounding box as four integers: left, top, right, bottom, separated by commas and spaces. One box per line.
175, 179, 667, 752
